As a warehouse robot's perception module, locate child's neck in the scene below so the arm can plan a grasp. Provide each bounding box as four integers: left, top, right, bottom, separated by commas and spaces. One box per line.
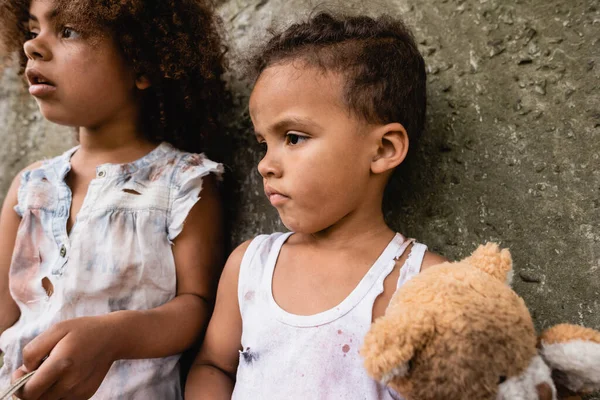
75, 118, 156, 166
304, 208, 394, 252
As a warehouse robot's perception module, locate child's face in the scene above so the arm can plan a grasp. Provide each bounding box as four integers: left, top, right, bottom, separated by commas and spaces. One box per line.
249, 63, 379, 234
24, 0, 138, 128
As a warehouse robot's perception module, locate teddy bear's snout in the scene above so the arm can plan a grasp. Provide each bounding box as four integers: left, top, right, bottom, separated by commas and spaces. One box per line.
496, 356, 556, 400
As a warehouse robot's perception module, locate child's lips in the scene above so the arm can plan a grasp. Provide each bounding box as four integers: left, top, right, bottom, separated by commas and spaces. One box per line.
265, 186, 290, 206
26, 68, 57, 97
28, 84, 57, 97
268, 193, 289, 206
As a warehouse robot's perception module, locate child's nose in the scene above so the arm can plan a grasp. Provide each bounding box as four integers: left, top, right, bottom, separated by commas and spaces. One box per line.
257, 151, 282, 178
23, 36, 52, 62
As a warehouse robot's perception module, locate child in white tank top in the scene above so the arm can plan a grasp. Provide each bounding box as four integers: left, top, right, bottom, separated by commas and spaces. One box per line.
186, 12, 447, 399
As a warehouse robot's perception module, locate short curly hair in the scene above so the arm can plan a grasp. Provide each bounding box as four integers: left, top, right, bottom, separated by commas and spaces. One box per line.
0, 0, 227, 154
252, 12, 426, 141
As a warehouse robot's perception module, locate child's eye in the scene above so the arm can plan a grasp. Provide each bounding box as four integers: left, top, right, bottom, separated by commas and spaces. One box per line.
285, 132, 308, 145
27, 31, 38, 40
60, 27, 80, 39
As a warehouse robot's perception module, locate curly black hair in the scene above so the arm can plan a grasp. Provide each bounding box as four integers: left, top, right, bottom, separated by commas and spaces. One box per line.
0, 0, 227, 154
252, 12, 426, 142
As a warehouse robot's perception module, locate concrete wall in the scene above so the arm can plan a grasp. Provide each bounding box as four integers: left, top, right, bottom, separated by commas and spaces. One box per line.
1, 0, 598, 392
217, 0, 600, 334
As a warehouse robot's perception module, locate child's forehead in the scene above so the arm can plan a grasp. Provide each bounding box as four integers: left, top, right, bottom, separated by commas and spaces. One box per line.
28, 0, 75, 25
249, 63, 368, 134
257, 60, 343, 84
28, 0, 98, 24
29, 0, 57, 15
250, 62, 347, 114
28, 0, 111, 41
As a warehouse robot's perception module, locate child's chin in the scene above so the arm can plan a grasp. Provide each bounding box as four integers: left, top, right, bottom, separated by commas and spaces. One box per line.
280, 217, 326, 235
37, 107, 79, 127
279, 216, 300, 233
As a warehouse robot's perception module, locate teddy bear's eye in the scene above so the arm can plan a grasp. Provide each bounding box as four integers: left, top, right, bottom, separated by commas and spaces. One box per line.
498, 376, 507, 384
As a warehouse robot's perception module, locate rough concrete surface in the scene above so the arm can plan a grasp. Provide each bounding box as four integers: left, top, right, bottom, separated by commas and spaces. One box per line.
218, 0, 600, 333
0, 0, 599, 395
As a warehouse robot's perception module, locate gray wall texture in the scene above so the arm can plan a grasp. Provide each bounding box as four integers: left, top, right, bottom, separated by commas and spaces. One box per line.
0, 0, 598, 392
216, 0, 600, 334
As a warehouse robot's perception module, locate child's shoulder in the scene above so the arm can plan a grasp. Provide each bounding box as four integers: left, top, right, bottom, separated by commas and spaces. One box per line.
3, 160, 45, 207
421, 250, 448, 272
232, 232, 288, 262
15, 159, 46, 179
131, 143, 223, 188
372, 246, 447, 320
222, 232, 289, 280
18, 146, 77, 177
171, 150, 224, 182
12, 155, 61, 190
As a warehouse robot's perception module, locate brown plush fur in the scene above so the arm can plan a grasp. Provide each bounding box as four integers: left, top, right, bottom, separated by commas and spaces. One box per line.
541, 324, 600, 345
362, 244, 536, 400
362, 243, 600, 400
463, 243, 513, 283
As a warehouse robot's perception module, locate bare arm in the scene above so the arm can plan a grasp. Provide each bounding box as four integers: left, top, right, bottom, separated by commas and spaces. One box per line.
185, 240, 250, 399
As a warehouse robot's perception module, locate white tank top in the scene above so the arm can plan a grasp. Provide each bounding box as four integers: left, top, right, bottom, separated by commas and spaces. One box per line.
233, 232, 427, 400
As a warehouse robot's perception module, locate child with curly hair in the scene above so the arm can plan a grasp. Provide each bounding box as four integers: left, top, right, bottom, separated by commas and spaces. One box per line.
185, 12, 447, 400
0, 0, 226, 398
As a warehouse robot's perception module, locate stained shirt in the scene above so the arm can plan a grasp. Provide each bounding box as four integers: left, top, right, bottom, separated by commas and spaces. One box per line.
0, 142, 223, 399
233, 232, 428, 400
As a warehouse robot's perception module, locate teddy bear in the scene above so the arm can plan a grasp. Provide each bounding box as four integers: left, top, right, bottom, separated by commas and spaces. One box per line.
361, 243, 600, 400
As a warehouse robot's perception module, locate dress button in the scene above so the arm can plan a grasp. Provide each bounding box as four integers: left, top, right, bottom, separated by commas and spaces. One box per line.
98, 170, 106, 178
60, 245, 67, 258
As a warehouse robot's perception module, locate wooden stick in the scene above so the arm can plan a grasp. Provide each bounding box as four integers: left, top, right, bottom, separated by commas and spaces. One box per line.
0, 370, 36, 400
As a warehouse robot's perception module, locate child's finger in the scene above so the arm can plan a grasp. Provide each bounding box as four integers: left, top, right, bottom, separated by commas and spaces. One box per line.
21, 324, 68, 372
1, 369, 35, 400
29, 379, 73, 400
10, 365, 27, 382
17, 354, 68, 400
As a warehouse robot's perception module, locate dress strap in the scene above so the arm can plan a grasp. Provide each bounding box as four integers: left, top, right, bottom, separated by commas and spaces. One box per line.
396, 242, 428, 289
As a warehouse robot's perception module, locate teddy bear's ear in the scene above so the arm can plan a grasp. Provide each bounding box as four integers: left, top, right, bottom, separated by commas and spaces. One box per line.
538, 324, 600, 395
361, 308, 434, 385
463, 242, 514, 285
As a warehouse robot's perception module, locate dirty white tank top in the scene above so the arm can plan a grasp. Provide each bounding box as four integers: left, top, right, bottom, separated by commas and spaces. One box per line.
233, 232, 427, 400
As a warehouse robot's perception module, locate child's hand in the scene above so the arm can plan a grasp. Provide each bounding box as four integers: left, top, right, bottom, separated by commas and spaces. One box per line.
11, 315, 118, 400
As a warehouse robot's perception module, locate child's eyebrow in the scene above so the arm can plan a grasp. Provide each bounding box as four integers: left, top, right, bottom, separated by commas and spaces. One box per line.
253, 117, 322, 139
271, 117, 321, 132
28, 8, 60, 23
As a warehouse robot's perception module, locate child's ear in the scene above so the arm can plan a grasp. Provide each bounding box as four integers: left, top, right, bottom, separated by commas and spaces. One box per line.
371, 123, 409, 174
135, 75, 151, 90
